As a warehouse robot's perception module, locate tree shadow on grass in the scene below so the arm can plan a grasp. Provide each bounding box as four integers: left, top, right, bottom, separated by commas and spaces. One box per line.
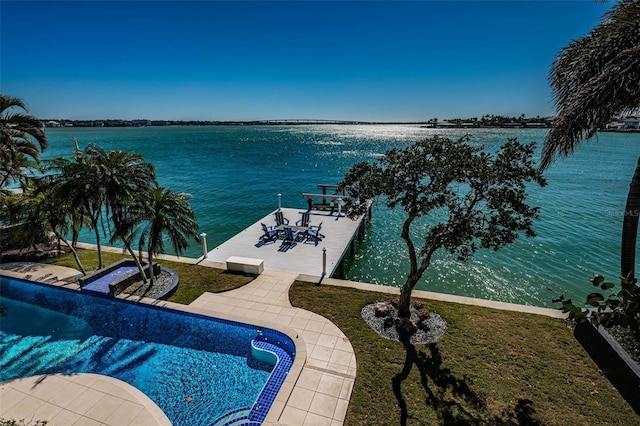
392, 340, 542, 425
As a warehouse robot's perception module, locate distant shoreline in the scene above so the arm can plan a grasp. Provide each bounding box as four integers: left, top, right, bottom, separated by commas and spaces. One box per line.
41, 118, 640, 133
42, 119, 552, 129
598, 128, 640, 133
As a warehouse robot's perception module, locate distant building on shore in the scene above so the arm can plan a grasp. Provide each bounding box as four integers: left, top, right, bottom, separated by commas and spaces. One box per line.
605, 115, 640, 131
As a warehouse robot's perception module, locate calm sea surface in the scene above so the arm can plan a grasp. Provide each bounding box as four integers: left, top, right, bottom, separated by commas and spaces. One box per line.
42, 125, 640, 308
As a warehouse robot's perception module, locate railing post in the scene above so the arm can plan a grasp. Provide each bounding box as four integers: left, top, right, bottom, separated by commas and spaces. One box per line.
322, 247, 327, 278
322, 185, 327, 207
278, 193, 282, 210
200, 233, 208, 258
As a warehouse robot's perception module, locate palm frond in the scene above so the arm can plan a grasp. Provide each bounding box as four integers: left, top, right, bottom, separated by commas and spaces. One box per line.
542, 0, 640, 169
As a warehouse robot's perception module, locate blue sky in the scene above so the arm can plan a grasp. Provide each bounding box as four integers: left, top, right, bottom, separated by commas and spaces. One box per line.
1, 1, 610, 121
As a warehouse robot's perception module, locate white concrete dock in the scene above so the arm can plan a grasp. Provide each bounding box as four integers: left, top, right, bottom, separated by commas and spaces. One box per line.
204, 208, 366, 277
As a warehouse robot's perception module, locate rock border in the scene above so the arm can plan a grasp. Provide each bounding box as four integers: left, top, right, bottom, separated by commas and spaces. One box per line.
361, 301, 447, 344
124, 266, 179, 300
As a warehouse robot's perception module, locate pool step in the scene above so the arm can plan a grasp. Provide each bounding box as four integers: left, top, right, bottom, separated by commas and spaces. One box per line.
210, 407, 254, 426
211, 337, 295, 426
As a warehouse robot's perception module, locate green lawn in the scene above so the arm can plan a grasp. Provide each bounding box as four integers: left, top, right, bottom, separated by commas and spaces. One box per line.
289, 281, 637, 425
39, 251, 637, 424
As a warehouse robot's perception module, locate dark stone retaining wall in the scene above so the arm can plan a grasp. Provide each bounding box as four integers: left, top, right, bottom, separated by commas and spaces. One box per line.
109, 262, 160, 295
574, 322, 640, 413
79, 258, 159, 296
155, 266, 179, 300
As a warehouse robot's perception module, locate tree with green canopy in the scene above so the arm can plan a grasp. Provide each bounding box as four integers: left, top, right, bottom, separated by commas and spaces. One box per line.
98, 147, 156, 280
339, 135, 546, 319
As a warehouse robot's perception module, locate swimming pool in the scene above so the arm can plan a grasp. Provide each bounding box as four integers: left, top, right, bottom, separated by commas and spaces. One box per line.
0, 276, 295, 425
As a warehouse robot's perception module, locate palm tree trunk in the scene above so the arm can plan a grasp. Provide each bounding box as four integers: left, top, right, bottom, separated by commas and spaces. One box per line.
94, 225, 103, 269
52, 230, 86, 275
148, 250, 155, 286
621, 156, 640, 292
125, 243, 147, 284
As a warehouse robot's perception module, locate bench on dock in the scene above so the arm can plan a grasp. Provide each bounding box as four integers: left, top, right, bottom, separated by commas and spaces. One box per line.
301, 193, 349, 212
226, 256, 264, 275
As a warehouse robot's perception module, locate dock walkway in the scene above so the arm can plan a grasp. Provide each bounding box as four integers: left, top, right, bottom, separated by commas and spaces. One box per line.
204, 207, 366, 277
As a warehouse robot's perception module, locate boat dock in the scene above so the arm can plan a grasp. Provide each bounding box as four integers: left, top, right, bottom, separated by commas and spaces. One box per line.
203, 206, 370, 278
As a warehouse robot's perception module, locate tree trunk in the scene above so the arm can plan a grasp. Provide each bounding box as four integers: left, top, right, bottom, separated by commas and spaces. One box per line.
398, 214, 419, 318
125, 243, 147, 284
148, 250, 155, 286
53, 230, 86, 275
398, 238, 439, 318
398, 274, 421, 318
94, 224, 103, 269
621, 156, 640, 292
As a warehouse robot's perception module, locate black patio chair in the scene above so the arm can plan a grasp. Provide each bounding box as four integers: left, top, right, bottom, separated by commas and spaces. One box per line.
274, 210, 289, 227
304, 222, 324, 246
260, 223, 279, 243
296, 210, 311, 227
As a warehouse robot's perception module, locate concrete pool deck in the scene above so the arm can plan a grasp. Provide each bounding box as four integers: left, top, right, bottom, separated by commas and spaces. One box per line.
0, 373, 171, 425
0, 262, 83, 283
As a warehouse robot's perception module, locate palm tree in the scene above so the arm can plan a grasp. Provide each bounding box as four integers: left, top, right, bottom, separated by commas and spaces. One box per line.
46, 143, 157, 269
45, 146, 105, 266
36, 182, 88, 274
0, 94, 48, 189
540, 0, 640, 289
0, 177, 87, 274
99, 148, 156, 280
105, 151, 156, 283
43, 155, 88, 247
0, 153, 42, 198
109, 205, 149, 282
99, 147, 155, 234
1, 181, 50, 254
137, 186, 199, 285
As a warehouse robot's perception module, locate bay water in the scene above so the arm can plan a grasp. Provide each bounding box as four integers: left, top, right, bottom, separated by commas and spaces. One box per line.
41, 125, 640, 308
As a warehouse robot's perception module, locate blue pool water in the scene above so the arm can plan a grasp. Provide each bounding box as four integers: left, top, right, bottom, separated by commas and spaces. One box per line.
0, 276, 295, 425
